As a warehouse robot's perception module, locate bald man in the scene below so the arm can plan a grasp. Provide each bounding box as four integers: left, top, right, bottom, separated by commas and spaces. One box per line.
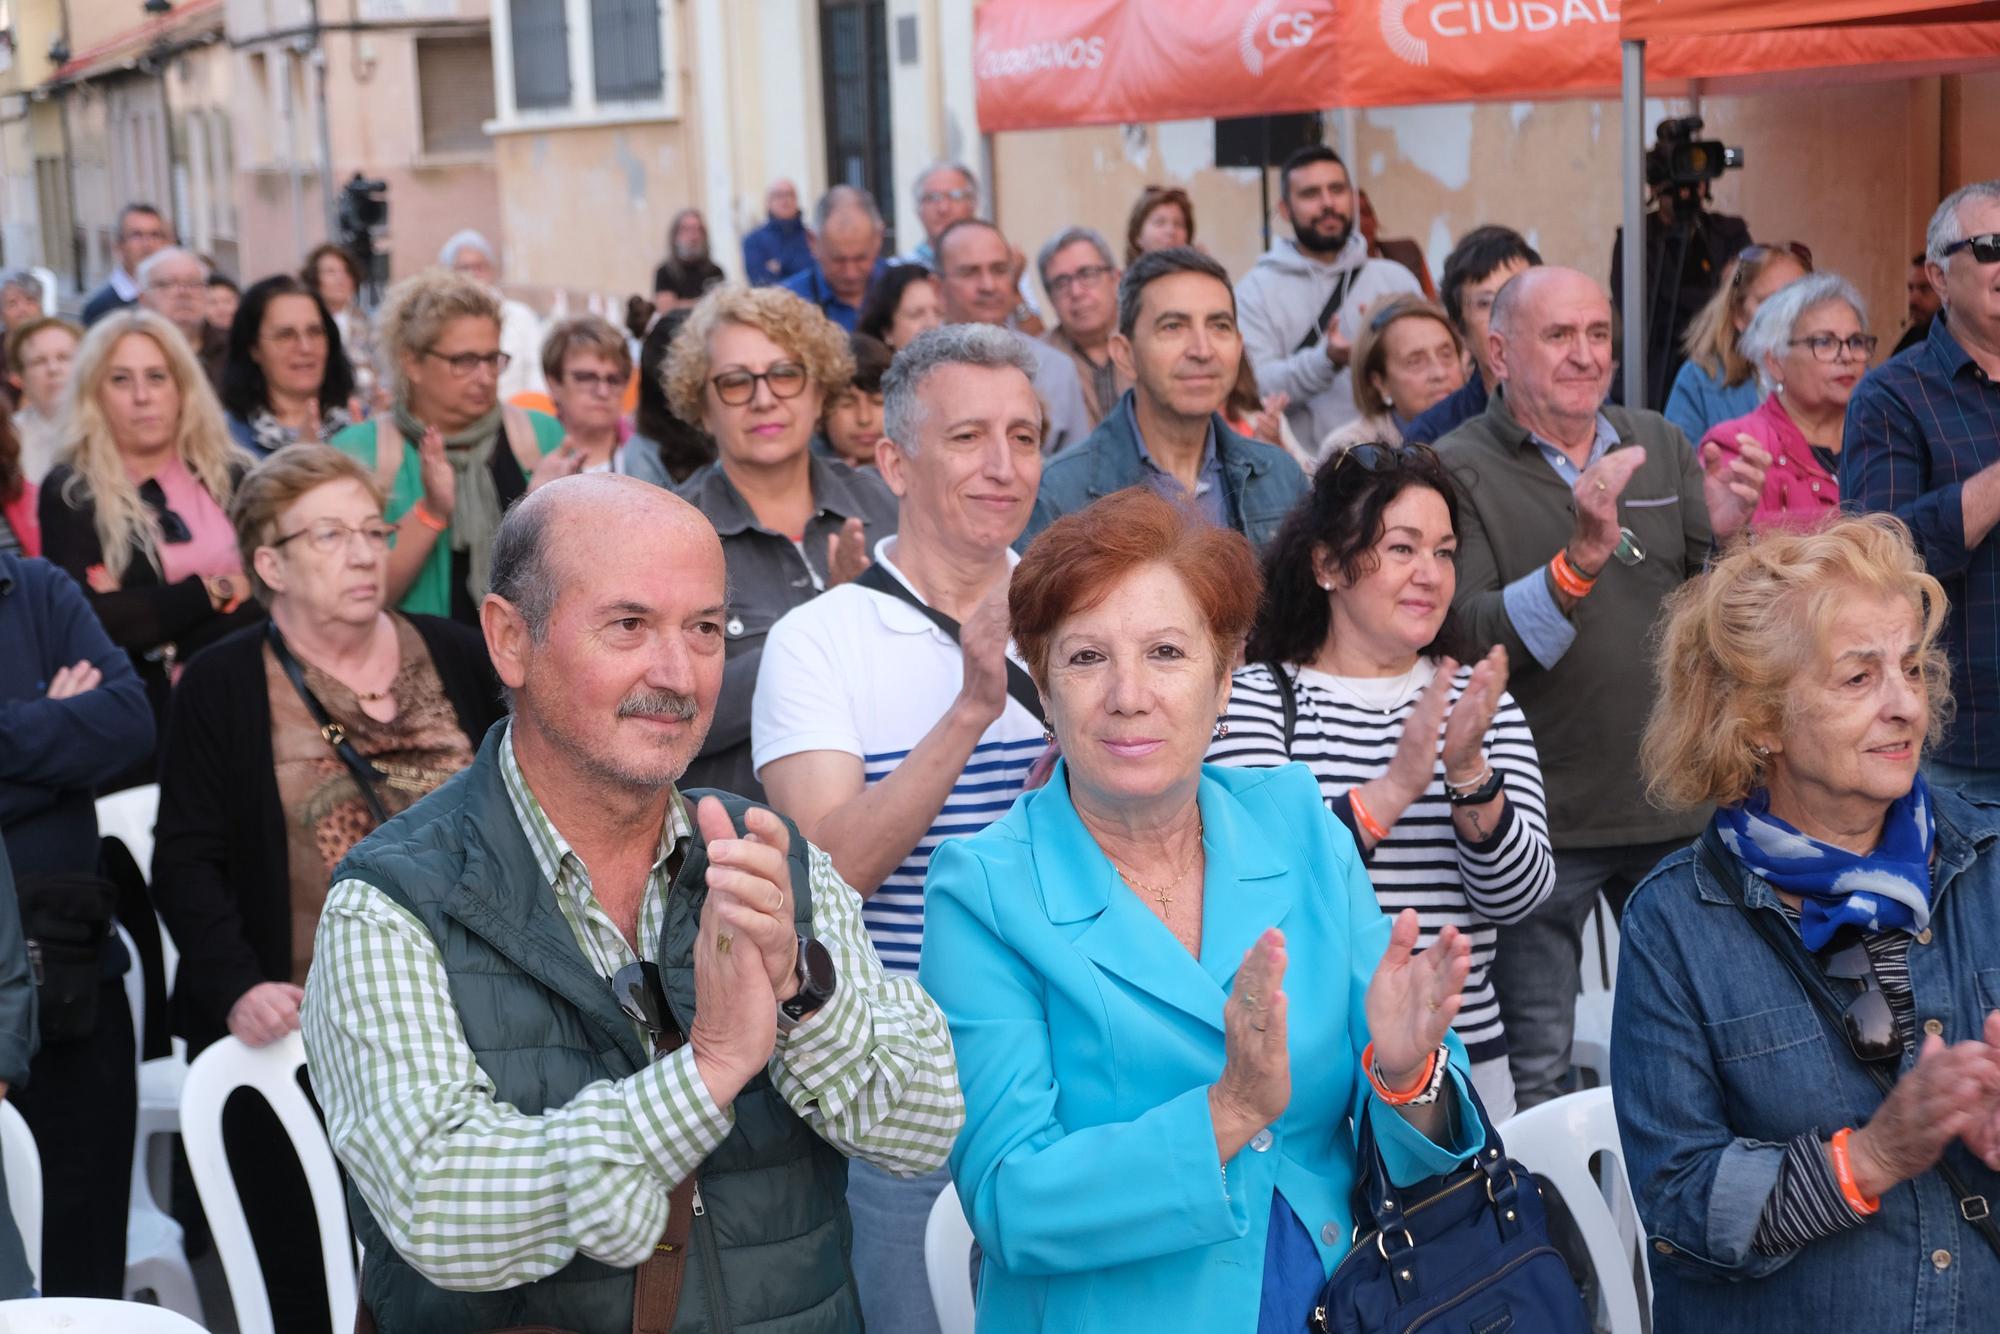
744, 178, 813, 287
1434, 266, 1768, 1110
782, 185, 888, 330
302, 475, 962, 1334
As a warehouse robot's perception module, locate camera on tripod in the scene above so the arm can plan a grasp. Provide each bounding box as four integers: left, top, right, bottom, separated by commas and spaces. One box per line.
1646, 117, 1744, 193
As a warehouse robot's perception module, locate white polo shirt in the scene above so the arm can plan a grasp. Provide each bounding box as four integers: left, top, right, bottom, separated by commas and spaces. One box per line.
751, 539, 1045, 974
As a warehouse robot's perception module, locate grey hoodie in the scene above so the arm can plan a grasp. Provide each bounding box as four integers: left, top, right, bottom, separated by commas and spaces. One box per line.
1236, 231, 1423, 449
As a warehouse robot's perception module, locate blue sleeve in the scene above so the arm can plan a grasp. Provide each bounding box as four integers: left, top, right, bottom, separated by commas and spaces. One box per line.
0, 846, 36, 1087
1664, 363, 1714, 444
920, 840, 1250, 1277
1499, 567, 1578, 671
1839, 373, 1969, 576
0, 560, 154, 790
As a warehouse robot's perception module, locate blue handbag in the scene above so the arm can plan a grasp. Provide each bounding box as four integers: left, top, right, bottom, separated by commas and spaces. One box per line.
1311, 1085, 1590, 1334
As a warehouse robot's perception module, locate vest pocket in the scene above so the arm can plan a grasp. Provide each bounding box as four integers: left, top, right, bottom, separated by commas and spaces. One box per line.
1704, 1002, 1825, 1063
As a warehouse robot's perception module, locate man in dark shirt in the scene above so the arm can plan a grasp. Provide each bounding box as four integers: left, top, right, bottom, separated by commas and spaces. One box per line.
1404, 225, 1541, 446
1892, 250, 1944, 356
1842, 181, 2000, 799
742, 179, 813, 288
81, 204, 171, 327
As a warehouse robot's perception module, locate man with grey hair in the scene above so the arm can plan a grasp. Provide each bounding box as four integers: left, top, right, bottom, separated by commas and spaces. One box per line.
303, 472, 962, 1333
905, 161, 1043, 333
82, 203, 171, 325
1038, 226, 1130, 427
441, 227, 547, 400
781, 185, 888, 332
1844, 180, 2000, 799
137, 247, 227, 388
0, 270, 44, 335
753, 325, 1046, 1334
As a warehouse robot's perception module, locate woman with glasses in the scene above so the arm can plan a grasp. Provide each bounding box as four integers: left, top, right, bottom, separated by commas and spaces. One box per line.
220, 274, 357, 457
665, 283, 897, 799
38, 308, 262, 776
1667, 242, 1813, 442
1620, 515, 2000, 1334
1211, 443, 1554, 1119
1700, 274, 1874, 532
541, 314, 649, 474
153, 443, 501, 1334
1314, 294, 1469, 468
330, 267, 579, 627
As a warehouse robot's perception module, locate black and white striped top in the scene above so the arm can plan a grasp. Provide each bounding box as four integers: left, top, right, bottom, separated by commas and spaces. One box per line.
1209, 660, 1556, 1064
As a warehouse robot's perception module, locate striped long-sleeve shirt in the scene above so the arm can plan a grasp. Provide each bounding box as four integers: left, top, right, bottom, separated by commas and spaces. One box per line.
1209, 660, 1555, 1064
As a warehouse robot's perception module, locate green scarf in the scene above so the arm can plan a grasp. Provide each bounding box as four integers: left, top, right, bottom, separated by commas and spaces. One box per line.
395, 401, 505, 603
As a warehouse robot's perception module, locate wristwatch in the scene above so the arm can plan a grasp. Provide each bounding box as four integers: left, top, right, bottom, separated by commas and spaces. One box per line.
777, 936, 836, 1032
1446, 768, 1506, 807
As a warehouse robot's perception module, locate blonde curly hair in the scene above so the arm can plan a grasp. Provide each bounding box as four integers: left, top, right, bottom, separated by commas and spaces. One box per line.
663, 283, 854, 425
1641, 515, 1951, 811
373, 267, 503, 404
58, 309, 250, 581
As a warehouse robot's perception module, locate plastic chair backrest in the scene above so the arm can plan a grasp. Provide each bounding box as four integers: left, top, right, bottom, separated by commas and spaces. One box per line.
116, 921, 144, 1057
28, 267, 58, 318
179, 1034, 358, 1334
0, 1295, 209, 1330
1497, 1087, 1650, 1334
923, 1180, 976, 1334
95, 784, 160, 884
0, 1101, 41, 1292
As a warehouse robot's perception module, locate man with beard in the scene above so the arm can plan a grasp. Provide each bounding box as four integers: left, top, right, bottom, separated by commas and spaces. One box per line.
1237, 145, 1423, 446
301, 474, 963, 1333
653, 209, 726, 311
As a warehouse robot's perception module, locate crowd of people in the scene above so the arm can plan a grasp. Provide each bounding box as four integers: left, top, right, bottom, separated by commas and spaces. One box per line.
0, 148, 1997, 1334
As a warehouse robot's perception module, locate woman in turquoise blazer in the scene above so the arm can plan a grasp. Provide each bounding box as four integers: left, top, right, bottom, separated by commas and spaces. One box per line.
920, 487, 1484, 1333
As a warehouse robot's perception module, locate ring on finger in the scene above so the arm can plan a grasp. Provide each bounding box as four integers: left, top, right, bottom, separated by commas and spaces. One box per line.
717, 931, 733, 955
1243, 991, 1258, 1008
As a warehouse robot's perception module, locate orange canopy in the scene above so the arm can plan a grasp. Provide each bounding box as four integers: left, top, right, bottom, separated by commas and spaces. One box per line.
1620, 0, 1988, 39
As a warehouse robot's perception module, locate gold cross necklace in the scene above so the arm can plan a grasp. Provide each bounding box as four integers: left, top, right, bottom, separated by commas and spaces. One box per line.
1111, 823, 1204, 912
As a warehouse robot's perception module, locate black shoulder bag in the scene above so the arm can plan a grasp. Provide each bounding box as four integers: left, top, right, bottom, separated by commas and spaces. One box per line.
1267, 661, 1300, 757
1695, 827, 2000, 1263
853, 564, 1044, 725
266, 621, 391, 827
1295, 269, 1361, 353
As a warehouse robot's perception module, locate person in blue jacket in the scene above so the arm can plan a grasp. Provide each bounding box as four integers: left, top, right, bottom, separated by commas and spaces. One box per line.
741, 178, 815, 288
920, 487, 1483, 1333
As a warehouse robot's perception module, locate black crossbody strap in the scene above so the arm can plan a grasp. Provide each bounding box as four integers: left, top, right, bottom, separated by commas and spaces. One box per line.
1295, 268, 1360, 353
854, 563, 1045, 725
1696, 828, 2000, 1260
266, 621, 392, 827
1266, 662, 1298, 759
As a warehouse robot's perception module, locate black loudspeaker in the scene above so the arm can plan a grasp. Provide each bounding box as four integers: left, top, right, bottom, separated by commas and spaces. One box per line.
1214, 113, 1325, 169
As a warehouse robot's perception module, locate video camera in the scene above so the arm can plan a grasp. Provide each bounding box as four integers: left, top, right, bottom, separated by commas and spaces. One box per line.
337, 175, 390, 304
1645, 117, 1743, 193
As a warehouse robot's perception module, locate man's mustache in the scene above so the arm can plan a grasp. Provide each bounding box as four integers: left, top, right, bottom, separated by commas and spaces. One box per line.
618, 689, 700, 721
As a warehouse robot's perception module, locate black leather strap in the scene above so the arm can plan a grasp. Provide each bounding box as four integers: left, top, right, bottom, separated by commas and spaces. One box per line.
265, 621, 391, 827
1696, 828, 2000, 1262
1295, 268, 1360, 353
1266, 662, 1298, 758
854, 563, 1044, 725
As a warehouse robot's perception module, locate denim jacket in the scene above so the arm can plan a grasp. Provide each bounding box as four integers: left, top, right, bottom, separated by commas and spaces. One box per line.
1612, 786, 2000, 1333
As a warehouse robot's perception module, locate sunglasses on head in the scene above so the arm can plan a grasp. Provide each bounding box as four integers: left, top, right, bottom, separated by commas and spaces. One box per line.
1820, 933, 1902, 1064
1942, 233, 2000, 265
613, 960, 682, 1048
1330, 440, 1443, 475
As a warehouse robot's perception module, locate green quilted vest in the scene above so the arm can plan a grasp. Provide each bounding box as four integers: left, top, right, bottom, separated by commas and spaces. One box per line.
330, 726, 859, 1334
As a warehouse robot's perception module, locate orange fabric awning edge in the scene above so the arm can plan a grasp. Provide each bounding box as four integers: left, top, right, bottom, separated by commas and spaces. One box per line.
1621, 0, 1991, 40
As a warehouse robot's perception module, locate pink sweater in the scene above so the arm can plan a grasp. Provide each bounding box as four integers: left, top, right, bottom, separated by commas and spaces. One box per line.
1702, 393, 1840, 531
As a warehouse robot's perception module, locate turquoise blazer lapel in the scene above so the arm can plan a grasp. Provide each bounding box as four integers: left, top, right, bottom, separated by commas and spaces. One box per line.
1027, 763, 1295, 1035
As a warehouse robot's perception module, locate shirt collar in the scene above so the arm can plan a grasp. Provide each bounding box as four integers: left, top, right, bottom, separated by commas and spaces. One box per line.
499, 720, 689, 889
1122, 394, 1220, 484
693, 453, 870, 538
110, 268, 139, 301
1925, 312, 1987, 381
1516, 403, 1619, 468
868, 536, 1020, 636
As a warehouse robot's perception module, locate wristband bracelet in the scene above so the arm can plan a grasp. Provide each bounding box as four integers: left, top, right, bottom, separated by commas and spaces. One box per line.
1443, 765, 1492, 796
1829, 1127, 1881, 1215
411, 500, 449, 533
1549, 548, 1597, 599
1362, 1041, 1446, 1106
1349, 789, 1391, 844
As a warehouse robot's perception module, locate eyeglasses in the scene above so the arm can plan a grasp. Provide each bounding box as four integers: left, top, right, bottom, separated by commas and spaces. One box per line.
1789, 333, 1879, 363
423, 349, 512, 378
1820, 935, 1902, 1064
710, 362, 809, 406
158, 507, 192, 545
148, 279, 206, 293
919, 188, 975, 207
1330, 440, 1444, 475
612, 960, 683, 1047
264, 325, 329, 349
1047, 264, 1114, 298
1732, 242, 1816, 286
562, 370, 623, 395
1941, 233, 2000, 265
268, 519, 399, 554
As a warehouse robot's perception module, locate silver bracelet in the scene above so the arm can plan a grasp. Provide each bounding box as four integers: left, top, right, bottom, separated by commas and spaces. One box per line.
1443, 764, 1493, 797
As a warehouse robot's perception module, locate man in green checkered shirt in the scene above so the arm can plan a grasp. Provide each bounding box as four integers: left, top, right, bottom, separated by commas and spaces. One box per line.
300, 475, 963, 1333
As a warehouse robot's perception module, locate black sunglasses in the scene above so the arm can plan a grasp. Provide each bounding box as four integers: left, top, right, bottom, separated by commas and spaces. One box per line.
612, 961, 682, 1048
1820, 935, 1902, 1064
138, 478, 192, 545
1942, 233, 2000, 265
1331, 440, 1444, 475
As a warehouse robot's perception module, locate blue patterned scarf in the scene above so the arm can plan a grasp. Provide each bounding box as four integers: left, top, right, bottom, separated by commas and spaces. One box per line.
1713, 774, 1936, 951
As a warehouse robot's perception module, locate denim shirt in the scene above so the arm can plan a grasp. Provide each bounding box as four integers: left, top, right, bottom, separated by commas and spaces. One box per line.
1612, 786, 2000, 1333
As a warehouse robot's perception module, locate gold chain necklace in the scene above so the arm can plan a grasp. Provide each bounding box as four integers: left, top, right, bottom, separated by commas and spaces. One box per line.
1111, 824, 1204, 912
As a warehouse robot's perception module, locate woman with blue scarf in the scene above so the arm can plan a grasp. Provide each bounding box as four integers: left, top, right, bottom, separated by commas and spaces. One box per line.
1616, 514, 2000, 1333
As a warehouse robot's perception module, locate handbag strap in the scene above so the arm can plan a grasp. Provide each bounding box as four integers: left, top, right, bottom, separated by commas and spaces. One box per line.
854, 562, 1045, 725
1352, 1072, 1517, 1241
1295, 268, 1361, 353
1695, 828, 2000, 1261
266, 621, 392, 827
633, 1023, 698, 1334
1266, 662, 1298, 759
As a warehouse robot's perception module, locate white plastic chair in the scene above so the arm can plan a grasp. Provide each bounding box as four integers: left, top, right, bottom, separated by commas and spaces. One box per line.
1, 1101, 41, 1292
1498, 1087, 1652, 1334
0, 1296, 209, 1330
94, 786, 160, 883
112, 926, 201, 1323
1571, 892, 1621, 1087
924, 1180, 976, 1334
28, 266, 59, 317
180, 1033, 359, 1334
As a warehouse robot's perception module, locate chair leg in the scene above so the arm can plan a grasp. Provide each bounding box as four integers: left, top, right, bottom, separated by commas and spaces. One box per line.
128, 1251, 205, 1322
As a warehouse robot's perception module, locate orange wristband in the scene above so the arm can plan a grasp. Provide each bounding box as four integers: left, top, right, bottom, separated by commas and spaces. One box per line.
410, 500, 449, 533
1361, 1041, 1438, 1105
1349, 789, 1390, 843
1549, 548, 1597, 599
1829, 1128, 1881, 1215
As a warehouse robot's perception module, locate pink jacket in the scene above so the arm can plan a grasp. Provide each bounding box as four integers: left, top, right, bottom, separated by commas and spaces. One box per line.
1702, 393, 1839, 531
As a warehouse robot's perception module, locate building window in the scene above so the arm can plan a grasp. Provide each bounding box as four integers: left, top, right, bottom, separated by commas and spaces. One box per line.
418, 34, 497, 155
491, 0, 676, 129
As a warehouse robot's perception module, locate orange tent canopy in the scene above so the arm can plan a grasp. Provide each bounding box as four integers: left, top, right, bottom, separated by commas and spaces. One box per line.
1620, 0, 1989, 39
